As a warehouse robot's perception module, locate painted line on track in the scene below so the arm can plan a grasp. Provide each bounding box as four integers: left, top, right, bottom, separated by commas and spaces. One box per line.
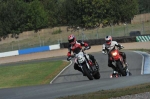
134, 51, 150, 75
50, 60, 73, 84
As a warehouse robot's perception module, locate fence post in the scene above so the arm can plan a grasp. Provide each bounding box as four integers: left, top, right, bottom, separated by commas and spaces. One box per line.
142, 21, 145, 35
38, 33, 41, 46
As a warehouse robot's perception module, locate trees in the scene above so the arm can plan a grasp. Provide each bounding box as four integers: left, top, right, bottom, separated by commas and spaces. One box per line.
26, 0, 49, 31
138, 0, 150, 13
0, 0, 27, 38
0, 0, 140, 38
0, 0, 49, 38
62, 0, 138, 28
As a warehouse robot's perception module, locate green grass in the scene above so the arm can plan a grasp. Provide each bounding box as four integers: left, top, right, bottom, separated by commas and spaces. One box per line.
0, 60, 69, 88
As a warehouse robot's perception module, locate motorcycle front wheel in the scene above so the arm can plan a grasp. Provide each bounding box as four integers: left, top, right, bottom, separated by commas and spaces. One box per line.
82, 64, 93, 80
116, 61, 126, 76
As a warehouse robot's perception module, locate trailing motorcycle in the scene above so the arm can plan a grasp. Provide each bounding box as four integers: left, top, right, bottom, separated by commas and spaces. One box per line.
107, 47, 131, 78
68, 48, 100, 80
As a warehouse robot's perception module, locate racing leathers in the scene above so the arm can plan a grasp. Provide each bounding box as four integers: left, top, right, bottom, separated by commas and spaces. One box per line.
67, 40, 98, 74
102, 41, 127, 71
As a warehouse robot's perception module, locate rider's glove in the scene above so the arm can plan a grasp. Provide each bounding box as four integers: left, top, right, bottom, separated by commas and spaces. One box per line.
119, 45, 124, 49
102, 49, 107, 54
102, 51, 107, 54
121, 45, 124, 49
102, 51, 105, 54
67, 57, 72, 61
84, 46, 90, 50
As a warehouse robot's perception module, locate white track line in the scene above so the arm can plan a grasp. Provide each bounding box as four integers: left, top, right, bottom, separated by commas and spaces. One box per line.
50, 60, 73, 84
133, 51, 145, 75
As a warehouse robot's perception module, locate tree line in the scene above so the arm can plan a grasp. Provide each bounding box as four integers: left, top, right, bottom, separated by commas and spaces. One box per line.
0, 0, 149, 38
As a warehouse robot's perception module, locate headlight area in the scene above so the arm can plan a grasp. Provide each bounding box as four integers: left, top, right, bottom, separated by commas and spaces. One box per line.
112, 51, 117, 56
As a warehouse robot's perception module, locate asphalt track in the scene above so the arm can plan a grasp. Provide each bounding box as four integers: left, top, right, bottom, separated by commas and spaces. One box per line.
0, 51, 150, 99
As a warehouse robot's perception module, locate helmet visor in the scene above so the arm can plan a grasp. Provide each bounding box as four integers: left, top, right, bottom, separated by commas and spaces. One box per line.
68, 38, 74, 43
106, 40, 111, 44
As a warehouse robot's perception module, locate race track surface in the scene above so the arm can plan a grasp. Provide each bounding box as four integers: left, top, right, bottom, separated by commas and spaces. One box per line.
0, 51, 150, 99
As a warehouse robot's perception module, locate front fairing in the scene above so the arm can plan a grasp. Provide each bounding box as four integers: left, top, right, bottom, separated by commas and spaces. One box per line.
75, 52, 85, 64
110, 49, 121, 60
74, 52, 91, 70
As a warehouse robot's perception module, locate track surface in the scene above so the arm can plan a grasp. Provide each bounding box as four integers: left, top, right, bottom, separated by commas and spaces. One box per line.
1, 51, 150, 99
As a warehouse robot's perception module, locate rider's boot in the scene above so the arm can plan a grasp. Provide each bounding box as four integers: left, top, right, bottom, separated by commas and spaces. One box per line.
91, 59, 99, 70
113, 71, 118, 75
89, 55, 99, 69
123, 58, 128, 66
111, 65, 119, 77
123, 58, 129, 71
110, 70, 118, 78
123, 62, 131, 76
94, 60, 99, 69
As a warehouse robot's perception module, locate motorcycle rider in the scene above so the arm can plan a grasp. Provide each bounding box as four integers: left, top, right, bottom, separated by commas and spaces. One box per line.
102, 35, 128, 74
67, 34, 99, 75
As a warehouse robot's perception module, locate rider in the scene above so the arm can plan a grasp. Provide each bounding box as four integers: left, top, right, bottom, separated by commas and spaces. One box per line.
67, 34, 99, 75
102, 35, 128, 74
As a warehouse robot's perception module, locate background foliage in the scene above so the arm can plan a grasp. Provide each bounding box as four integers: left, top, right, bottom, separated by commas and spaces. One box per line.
0, 0, 149, 38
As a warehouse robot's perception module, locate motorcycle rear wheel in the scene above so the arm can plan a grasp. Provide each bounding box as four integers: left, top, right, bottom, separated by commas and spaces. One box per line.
93, 71, 100, 79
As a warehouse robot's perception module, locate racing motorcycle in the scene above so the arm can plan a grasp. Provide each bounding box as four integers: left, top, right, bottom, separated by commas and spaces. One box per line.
104, 47, 131, 78
68, 48, 100, 80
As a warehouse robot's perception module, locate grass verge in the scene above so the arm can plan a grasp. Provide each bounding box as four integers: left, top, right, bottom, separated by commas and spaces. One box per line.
0, 60, 69, 88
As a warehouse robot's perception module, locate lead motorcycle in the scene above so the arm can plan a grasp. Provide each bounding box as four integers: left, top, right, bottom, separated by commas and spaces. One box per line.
104, 47, 131, 78
68, 48, 100, 80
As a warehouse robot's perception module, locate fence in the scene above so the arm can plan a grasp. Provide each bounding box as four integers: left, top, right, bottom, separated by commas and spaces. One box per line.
0, 13, 150, 52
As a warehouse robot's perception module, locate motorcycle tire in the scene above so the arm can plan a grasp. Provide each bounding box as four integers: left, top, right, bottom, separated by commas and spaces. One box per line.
116, 61, 127, 76
93, 71, 100, 79
82, 64, 93, 80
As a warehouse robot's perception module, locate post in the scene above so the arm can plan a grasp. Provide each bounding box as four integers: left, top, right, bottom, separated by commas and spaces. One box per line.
38, 33, 41, 46
124, 23, 126, 36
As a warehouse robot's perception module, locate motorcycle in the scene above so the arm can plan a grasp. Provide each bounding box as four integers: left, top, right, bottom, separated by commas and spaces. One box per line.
68, 48, 100, 80
105, 47, 131, 78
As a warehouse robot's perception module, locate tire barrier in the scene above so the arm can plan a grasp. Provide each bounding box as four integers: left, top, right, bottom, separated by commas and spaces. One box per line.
136, 35, 150, 42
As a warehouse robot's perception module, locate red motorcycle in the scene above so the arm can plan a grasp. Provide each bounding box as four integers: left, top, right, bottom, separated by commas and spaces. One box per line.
109, 48, 131, 78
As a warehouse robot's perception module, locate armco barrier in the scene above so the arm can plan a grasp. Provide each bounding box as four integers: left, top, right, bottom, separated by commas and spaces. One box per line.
0, 44, 60, 58
136, 35, 150, 42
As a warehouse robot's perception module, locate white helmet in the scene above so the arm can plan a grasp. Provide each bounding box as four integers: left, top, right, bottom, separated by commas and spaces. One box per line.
105, 36, 112, 45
